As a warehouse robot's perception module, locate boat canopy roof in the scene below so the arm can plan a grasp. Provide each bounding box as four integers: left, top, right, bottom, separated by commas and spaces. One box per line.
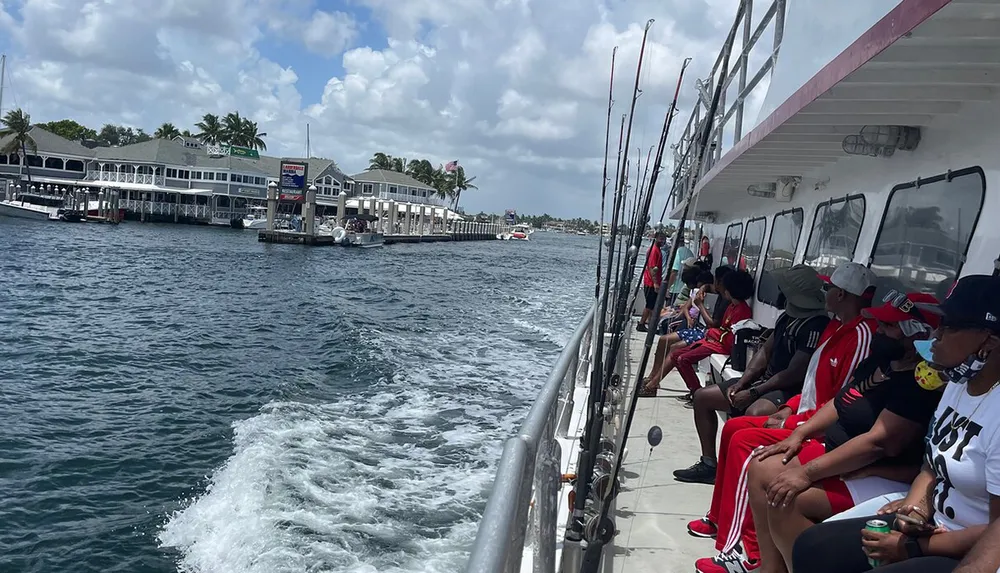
671, 0, 1000, 219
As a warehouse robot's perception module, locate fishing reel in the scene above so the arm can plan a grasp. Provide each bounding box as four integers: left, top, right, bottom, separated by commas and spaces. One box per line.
606, 387, 623, 407
608, 373, 621, 388
591, 468, 624, 500
598, 437, 616, 456
595, 451, 615, 474
584, 514, 616, 545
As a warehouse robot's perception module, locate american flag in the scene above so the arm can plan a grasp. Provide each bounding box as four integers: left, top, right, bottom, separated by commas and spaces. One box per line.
444, 160, 459, 172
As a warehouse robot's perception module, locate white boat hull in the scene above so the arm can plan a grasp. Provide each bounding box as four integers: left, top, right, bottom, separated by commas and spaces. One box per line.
241, 217, 268, 230
0, 201, 58, 220
344, 232, 384, 248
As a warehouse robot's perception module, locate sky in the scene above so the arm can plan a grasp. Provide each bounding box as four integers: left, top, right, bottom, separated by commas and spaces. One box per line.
0, 0, 759, 218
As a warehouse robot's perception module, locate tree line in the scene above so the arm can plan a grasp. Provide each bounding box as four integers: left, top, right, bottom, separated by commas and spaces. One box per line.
367, 152, 478, 212
4, 109, 268, 151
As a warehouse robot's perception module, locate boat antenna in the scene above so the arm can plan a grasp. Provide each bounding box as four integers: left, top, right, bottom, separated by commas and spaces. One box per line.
567, 18, 654, 555
0, 53, 6, 118
580, 12, 737, 566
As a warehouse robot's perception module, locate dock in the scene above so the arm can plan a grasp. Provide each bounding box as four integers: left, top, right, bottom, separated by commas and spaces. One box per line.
610, 328, 715, 572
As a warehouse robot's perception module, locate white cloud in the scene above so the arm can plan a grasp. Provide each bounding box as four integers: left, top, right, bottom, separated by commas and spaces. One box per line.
0, 0, 771, 216
302, 10, 359, 57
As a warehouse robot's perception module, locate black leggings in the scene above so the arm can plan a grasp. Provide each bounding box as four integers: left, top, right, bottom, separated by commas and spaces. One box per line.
793, 514, 960, 573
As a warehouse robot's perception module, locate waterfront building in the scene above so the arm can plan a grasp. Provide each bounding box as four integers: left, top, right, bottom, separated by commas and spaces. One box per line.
0, 126, 446, 225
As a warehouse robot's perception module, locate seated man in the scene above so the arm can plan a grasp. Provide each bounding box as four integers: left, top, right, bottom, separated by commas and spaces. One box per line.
639, 268, 754, 398
673, 264, 833, 484
686, 263, 879, 573
748, 292, 941, 573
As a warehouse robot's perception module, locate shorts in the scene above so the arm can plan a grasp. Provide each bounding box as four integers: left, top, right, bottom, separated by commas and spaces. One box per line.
797, 439, 854, 516
717, 377, 795, 417
644, 286, 658, 310
677, 327, 706, 344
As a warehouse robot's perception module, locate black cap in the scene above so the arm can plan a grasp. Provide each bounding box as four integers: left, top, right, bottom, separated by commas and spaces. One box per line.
923, 275, 1000, 331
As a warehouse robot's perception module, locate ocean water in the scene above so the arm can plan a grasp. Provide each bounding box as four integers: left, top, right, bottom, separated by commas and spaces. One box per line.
0, 220, 596, 573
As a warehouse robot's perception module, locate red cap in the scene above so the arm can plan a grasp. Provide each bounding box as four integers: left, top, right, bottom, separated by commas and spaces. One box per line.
863, 292, 941, 329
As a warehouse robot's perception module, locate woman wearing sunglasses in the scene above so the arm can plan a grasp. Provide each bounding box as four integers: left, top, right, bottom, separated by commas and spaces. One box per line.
792, 275, 1000, 573
744, 290, 942, 573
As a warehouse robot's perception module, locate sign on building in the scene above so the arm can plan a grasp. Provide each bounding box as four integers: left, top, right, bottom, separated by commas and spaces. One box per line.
229, 146, 260, 160
505, 209, 517, 225
206, 144, 261, 160
279, 161, 308, 202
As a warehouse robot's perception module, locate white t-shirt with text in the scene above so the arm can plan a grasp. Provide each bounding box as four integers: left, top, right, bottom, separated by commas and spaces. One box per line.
928, 381, 1000, 532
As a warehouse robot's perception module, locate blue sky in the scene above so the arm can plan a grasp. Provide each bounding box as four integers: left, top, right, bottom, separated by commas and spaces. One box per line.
0, 0, 746, 218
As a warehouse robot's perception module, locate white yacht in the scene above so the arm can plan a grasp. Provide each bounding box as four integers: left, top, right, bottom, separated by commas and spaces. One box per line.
465, 1, 1000, 572
240, 205, 269, 230
0, 192, 62, 220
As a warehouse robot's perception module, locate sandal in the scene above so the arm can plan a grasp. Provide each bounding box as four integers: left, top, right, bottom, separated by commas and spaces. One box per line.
638, 383, 660, 397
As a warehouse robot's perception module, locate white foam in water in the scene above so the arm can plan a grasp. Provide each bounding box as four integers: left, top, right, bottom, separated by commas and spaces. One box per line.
160, 281, 588, 573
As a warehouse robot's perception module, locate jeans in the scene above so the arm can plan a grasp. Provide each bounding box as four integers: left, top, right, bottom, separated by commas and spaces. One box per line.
793, 514, 960, 573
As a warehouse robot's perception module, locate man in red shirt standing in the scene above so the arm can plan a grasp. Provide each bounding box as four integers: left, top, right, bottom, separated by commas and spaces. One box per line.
638, 231, 666, 332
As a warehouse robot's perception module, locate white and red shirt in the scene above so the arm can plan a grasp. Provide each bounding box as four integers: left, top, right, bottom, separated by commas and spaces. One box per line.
781, 315, 876, 429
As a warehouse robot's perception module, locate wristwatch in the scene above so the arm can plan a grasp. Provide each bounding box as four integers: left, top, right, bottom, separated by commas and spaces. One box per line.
749, 387, 761, 401
903, 535, 923, 559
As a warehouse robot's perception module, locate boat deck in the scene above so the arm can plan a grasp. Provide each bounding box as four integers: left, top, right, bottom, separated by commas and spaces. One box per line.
611, 327, 716, 573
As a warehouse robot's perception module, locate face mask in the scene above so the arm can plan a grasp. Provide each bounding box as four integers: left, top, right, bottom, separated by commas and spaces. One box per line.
870, 333, 906, 362
915, 360, 946, 391
914, 337, 989, 385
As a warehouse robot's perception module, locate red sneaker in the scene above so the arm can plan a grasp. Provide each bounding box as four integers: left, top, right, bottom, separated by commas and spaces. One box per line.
686, 517, 718, 539
694, 544, 760, 573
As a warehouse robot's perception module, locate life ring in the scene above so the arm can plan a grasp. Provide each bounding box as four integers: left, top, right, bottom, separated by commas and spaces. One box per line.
332, 226, 347, 243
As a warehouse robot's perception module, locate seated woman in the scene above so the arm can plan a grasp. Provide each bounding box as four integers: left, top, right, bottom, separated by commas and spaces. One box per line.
640, 268, 754, 398
657, 263, 710, 327
745, 291, 941, 573
657, 270, 715, 336
791, 275, 1000, 573
644, 266, 728, 388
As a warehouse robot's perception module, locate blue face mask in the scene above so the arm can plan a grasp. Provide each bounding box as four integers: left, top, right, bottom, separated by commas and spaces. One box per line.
914, 339, 934, 362
913, 337, 988, 385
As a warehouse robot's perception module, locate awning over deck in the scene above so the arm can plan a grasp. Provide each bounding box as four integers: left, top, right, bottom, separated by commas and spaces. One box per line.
673, 0, 1000, 218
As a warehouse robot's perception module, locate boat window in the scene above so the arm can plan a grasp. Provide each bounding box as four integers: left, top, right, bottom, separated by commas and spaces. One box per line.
758, 208, 804, 305
803, 194, 866, 277
721, 223, 743, 268
868, 167, 985, 302
741, 218, 767, 277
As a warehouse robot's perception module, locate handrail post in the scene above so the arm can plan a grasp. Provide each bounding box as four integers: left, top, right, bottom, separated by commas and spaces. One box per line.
465, 438, 529, 573
533, 433, 562, 573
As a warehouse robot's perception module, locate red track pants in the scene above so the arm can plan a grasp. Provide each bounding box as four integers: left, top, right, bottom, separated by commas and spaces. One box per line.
672, 341, 721, 393
705, 416, 793, 561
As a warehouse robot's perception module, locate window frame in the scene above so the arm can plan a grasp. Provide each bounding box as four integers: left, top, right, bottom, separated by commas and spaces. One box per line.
867, 166, 986, 280
757, 207, 804, 303
803, 193, 867, 270
722, 222, 744, 268
740, 216, 768, 275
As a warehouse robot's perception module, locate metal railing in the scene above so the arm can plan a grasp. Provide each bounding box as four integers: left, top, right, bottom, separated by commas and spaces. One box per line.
86, 172, 166, 186
671, 0, 787, 210
466, 303, 597, 573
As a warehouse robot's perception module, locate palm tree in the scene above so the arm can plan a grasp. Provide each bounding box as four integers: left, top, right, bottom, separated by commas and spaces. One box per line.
238, 117, 267, 151
0, 108, 37, 185
433, 168, 454, 201
368, 152, 392, 170
195, 113, 225, 144
154, 123, 181, 139
450, 166, 478, 211
222, 112, 244, 146
390, 156, 406, 173
406, 159, 437, 186
180, 129, 195, 138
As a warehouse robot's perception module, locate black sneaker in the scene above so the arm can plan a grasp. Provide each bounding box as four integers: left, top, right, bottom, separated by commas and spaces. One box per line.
673, 460, 716, 484
636, 323, 649, 332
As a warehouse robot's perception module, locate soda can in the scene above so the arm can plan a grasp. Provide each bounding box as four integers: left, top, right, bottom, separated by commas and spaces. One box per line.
865, 519, 891, 568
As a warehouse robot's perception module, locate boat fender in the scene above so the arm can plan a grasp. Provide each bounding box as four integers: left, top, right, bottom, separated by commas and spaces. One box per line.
332, 226, 347, 243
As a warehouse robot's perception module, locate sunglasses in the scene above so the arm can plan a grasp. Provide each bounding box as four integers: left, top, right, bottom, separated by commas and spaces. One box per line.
883, 289, 927, 322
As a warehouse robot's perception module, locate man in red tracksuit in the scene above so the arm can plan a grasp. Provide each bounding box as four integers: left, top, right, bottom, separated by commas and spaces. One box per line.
686, 263, 878, 573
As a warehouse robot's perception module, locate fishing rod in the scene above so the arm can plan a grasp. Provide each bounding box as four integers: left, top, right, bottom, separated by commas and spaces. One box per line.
580, 15, 739, 569
568, 20, 654, 551
604, 57, 691, 395
592, 46, 618, 338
